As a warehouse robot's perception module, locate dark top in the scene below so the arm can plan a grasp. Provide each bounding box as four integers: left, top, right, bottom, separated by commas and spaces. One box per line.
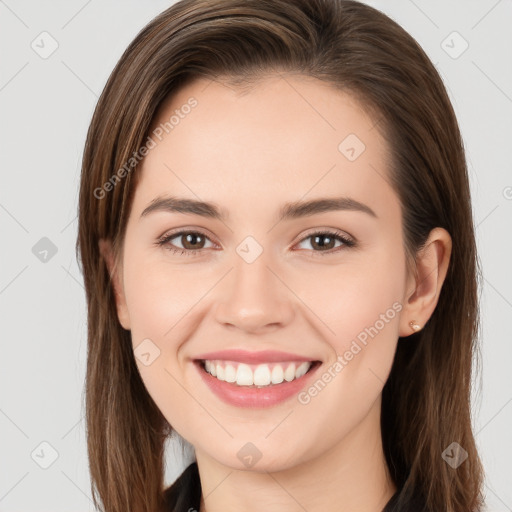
163, 461, 429, 512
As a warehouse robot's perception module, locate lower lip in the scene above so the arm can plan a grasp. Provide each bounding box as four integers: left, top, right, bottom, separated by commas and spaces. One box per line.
194, 360, 321, 408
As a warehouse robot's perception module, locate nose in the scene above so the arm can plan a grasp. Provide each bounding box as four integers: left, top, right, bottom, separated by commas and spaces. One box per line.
213, 250, 295, 333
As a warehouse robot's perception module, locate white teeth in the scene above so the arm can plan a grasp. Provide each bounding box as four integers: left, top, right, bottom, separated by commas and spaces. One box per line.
253, 364, 271, 386
224, 364, 237, 383
202, 360, 313, 387
295, 361, 309, 378
271, 364, 284, 384
205, 360, 216, 376
236, 363, 253, 385
284, 363, 296, 382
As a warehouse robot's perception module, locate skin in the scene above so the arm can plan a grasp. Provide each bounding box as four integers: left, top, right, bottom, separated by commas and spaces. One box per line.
100, 73, 451, 512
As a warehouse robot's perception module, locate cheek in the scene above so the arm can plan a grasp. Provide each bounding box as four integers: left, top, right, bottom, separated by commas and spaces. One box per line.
121, 248, 222, 414
121, 253, 206, 426
290, 249, 405, 417
294, 251, 405, 350
123, 251, 206, 342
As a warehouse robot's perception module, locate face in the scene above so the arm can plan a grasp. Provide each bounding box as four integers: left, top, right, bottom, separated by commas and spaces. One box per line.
107, 74, 417, 472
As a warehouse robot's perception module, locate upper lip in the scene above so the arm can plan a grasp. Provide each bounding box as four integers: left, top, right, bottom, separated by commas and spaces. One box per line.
194, 349, 319, 364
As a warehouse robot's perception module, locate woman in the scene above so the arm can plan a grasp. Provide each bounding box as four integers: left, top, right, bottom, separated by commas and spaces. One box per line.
76, 1, 485, 511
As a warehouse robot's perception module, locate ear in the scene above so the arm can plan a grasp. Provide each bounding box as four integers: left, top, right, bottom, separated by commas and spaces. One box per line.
98, 238, 131, 330
399, 227, 452, 337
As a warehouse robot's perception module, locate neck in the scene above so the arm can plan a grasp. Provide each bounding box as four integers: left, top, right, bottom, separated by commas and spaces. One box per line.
195, 395, 396, 512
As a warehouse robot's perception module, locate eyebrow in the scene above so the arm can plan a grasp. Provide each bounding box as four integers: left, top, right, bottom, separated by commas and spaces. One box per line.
140, 195, 377, 222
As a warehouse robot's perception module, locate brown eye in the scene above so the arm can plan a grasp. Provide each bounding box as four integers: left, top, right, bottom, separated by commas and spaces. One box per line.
295, 230, 355, 255
310, 233, 337, 251
157, 230, 215, 255
179, 232, 207, 250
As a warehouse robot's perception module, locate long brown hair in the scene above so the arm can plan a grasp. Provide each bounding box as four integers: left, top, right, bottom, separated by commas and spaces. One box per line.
76, 1, 485, 511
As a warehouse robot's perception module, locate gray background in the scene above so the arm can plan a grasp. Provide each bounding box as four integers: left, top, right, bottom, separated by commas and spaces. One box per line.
1, 0, 511, 510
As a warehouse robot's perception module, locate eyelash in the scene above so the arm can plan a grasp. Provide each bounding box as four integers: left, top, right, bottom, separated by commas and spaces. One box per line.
156, 229, 356, 257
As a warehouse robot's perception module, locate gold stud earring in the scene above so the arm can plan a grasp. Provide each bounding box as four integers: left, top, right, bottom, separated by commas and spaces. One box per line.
409, 320, 421, 332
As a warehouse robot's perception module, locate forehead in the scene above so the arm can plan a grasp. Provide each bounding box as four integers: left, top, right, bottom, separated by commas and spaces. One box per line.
135, 74, 395, 219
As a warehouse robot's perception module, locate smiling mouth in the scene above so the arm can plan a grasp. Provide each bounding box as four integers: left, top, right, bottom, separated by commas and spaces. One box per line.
195, 359, 322, 388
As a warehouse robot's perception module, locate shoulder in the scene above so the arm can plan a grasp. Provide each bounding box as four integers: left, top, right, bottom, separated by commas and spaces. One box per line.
162, 461, 201, 512
383, 487, 431, 512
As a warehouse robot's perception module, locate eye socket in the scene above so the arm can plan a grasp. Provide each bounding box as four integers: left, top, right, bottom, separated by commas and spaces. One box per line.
156, 228, 355, 257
